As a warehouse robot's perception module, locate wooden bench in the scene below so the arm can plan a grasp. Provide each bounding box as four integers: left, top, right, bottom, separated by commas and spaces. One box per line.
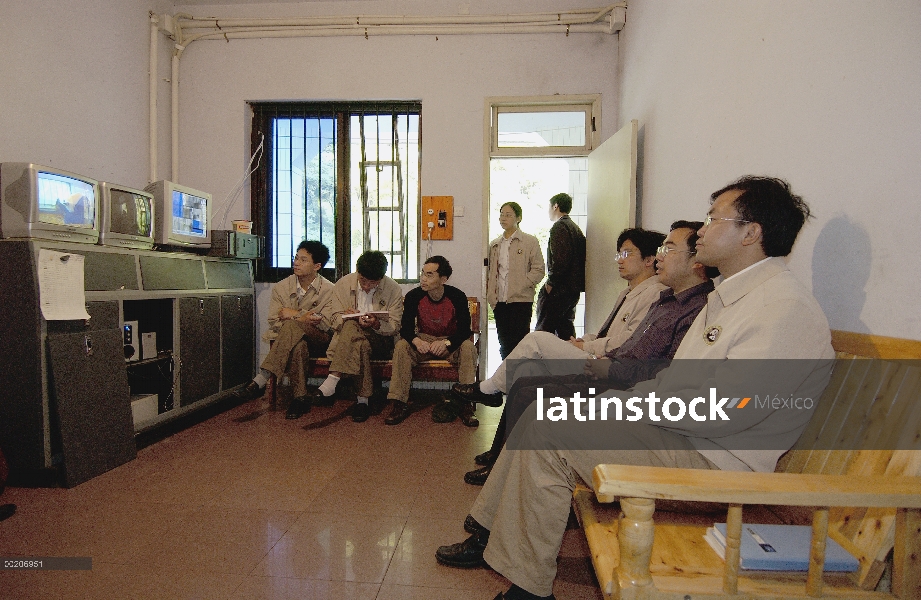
267, 297, 480, 404
572, 330, 921, 599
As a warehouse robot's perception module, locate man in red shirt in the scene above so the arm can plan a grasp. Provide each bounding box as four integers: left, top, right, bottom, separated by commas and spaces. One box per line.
385, 256, 476, 425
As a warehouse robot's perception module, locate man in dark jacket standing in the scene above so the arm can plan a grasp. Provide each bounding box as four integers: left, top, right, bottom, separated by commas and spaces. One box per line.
534, 193, 586, 340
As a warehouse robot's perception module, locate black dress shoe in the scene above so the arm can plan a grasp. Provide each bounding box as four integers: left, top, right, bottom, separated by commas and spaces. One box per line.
463, 514, 489, 536
458, 401, 479, 427
285, 396, 311, 419
435, 532, 488, 568
474, 449, 499, 466
500, 585, 556, 600
351, 402, 371, 423
464, 465, 491, 486
307, 388, 335, 407
384, 401, 411, 425
450, 383, 503, 407
235, 380, 264, 400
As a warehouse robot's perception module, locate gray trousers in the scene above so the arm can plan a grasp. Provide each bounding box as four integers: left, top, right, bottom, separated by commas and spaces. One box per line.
469, 416, 717, 597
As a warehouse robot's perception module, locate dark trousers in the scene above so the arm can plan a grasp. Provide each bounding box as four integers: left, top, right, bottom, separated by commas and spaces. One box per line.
534, 287, 581, 341
493, 301, 533, 360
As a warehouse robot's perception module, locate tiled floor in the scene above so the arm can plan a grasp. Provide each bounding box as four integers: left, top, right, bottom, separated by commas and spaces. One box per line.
0, 391, 604, 599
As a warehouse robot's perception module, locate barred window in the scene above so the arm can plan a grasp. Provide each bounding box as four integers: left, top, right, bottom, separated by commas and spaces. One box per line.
250, 101, 421, 283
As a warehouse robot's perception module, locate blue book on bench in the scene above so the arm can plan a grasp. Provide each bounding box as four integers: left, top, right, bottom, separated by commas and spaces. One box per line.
707, 523, 859, 572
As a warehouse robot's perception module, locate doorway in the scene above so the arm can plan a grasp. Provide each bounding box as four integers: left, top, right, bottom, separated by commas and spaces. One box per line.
485, 156, 588, 374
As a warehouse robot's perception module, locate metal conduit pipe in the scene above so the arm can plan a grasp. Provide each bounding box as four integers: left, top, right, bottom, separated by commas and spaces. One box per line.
175, 4, 621, 29
183, 22, 616, 44
155, 3, 624, 194
149, 13, 158, 184
171, 45, 183, 183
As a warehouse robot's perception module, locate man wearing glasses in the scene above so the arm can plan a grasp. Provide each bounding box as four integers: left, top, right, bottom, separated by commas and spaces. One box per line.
236, 241, 335, 419
451, 228, 666, 408
437, 176, 834, 600
384, 256, 477, 425
450, 222, 715, 485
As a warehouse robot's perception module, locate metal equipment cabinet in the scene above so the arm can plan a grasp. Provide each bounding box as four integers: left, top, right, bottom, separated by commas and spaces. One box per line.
0, 240, 255, 484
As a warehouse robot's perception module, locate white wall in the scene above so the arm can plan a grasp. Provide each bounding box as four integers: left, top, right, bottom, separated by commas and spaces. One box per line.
0, 0, 173, 187
617, 0, 921, 339
168, 0, 618, 357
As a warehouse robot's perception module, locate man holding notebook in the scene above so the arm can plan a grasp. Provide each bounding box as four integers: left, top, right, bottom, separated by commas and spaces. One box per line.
310, 250, 403, 423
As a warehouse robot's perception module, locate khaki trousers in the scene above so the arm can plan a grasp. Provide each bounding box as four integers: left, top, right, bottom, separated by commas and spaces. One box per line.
260, 320, 330, 398
469, 417, 717, 597
326, 319, 394, 397
387, 334, 477, 403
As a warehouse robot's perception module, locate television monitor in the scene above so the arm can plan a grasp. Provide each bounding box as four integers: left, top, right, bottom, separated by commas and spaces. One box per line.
98, 182, 155, 250
145, 180, 212, 249
0, 162, 99, 244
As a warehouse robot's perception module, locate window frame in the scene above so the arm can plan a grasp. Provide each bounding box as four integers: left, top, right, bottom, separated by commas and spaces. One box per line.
249, 101, 422, 284
489, 94, 601, 157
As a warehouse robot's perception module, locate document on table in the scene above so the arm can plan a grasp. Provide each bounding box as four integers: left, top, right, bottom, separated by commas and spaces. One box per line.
37, 249, 91, 321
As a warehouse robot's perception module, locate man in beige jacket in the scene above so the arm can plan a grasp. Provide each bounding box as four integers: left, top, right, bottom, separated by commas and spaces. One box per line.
310, 251, 404, 423
437, 176, 834, 600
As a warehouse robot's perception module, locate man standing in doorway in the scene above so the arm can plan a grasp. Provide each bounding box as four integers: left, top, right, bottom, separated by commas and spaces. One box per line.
534, 193, 586, 341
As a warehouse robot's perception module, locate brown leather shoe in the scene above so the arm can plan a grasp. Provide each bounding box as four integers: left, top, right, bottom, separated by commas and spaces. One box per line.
384, 401, 411, 425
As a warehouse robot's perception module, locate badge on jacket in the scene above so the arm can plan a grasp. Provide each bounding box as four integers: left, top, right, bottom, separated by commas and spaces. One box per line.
704, 325, 722, 345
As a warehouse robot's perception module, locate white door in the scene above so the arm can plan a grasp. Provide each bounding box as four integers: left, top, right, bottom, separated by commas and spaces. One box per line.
584, 119, 638, 333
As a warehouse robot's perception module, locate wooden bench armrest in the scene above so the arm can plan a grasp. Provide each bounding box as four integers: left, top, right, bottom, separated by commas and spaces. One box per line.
592, 464, 921, 508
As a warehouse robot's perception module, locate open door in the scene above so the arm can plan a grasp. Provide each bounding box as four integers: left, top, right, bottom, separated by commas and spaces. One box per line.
584, 119, 638, 333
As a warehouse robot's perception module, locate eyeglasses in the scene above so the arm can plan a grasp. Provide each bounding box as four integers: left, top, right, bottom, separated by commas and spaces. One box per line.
614, 249, 635, 261
292, 255, 311, 264
656, 245, 694, 257
703, 216, 751, 227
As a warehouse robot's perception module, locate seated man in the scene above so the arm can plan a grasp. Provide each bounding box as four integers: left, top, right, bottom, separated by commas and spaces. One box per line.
461, 221, 717, 485
574, 227, 668, 357
452, 227, 666, 465
236, 240, 335, 419
385, 256, 477, 425
311, 250, 404, 423
437, 176, 835, 600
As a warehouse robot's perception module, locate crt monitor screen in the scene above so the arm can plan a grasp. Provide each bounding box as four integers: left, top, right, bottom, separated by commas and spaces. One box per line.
109, 189, 153, 237
37, 171, 95, 229
171, 190, 207, 238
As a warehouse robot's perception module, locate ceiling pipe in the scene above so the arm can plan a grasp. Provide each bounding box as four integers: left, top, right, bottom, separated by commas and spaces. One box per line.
154, 3, 624, 197
183, 22, 616, 44
176, 5, 620, 30
149, 12, 158, 184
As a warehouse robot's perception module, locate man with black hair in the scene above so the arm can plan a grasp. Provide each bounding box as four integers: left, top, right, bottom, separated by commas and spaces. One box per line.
455, 222, 715, 485
534, 193, 586, 340
452, 228, 666, 407
437, 176, 834, 600
236, 240, 334, 419
385, 256, 477, 425
312, 250, 404, 423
